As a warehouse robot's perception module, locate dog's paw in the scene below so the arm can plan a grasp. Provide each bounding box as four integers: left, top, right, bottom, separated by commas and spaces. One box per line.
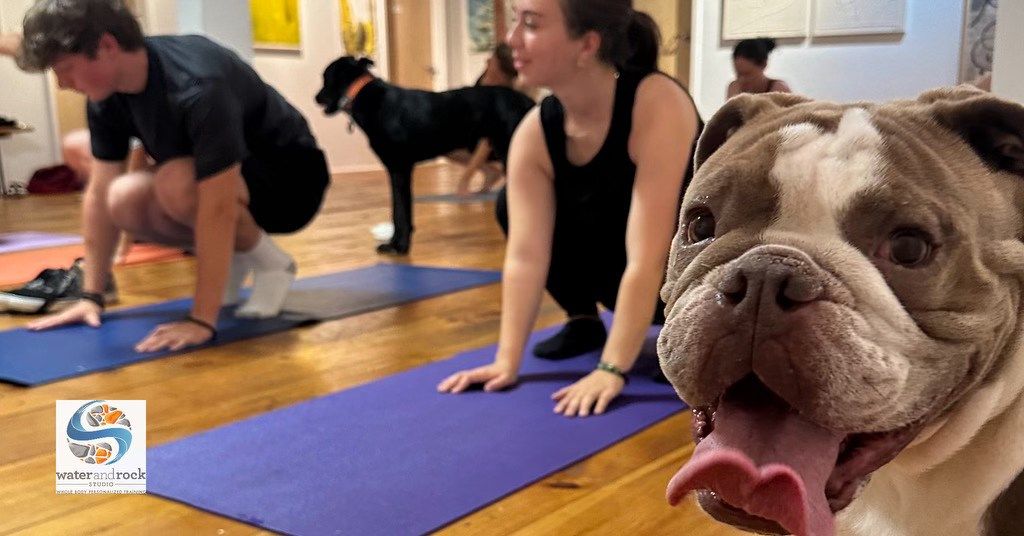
376, 241, 410, 255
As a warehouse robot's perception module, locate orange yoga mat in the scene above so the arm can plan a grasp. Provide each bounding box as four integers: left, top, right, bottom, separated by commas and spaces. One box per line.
0, 243, 189, 287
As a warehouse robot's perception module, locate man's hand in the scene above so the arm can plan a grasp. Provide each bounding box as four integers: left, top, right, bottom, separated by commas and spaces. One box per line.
135, 321, 214, 353
27, 300, 103, 330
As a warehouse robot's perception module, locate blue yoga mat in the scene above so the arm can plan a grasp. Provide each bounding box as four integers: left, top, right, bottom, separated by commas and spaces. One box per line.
0, 264, 500, 386
148, 318, 684, 535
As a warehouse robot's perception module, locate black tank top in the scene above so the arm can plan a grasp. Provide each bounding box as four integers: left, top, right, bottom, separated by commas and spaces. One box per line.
540, 70, 703, 241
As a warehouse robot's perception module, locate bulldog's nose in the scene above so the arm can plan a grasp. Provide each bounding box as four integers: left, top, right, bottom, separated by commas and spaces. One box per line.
718, 246, 825, 316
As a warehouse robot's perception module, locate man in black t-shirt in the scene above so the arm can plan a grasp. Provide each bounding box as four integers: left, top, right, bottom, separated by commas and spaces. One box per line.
19, 0, 330, 352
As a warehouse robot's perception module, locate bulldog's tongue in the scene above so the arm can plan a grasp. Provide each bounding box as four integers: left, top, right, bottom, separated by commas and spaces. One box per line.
667, 378, 845, 536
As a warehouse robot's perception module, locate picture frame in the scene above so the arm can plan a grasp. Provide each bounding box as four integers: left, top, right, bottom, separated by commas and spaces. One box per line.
812, 0, 905, 37
251, 0, 302, 52
722, 0, 808, 41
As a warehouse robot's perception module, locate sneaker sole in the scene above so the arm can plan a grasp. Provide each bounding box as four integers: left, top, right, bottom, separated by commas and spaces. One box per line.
0, 294, 75, 314
0, 291, 119, 315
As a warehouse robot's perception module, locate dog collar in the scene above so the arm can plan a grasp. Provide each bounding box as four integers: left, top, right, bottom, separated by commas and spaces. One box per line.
341, 74, 375, 112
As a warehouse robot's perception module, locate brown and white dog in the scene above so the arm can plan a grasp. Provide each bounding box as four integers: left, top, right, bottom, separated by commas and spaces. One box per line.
658, 87, 1024, 536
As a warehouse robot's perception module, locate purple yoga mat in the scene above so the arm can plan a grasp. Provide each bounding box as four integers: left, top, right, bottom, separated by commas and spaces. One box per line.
149, 316, 685, 535
0, 232, 82, 254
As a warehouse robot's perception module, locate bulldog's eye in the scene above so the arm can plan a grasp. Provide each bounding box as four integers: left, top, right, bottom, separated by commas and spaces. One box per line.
685, 209, 716, 244
889, 230, 932, 266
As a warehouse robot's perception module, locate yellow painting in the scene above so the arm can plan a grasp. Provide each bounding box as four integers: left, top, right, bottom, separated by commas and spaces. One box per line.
250, 0, 301, 50
340, 0, 376, 58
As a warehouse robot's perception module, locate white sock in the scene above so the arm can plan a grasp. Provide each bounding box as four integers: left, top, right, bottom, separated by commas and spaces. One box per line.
223, 255, 253, 305
234, 234, 296, 319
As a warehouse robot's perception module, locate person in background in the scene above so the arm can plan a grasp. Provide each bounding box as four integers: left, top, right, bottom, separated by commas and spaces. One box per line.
0, 33, 21, 57
62, 128, 152, 263
1, 32, 145, 263
450, 43, 537, 196
726, 37, 791, 99
970, 72, 993, 92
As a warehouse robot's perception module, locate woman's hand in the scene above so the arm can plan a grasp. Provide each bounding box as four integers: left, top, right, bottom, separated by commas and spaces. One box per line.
135, 321, 214, 353
552, 369, 625, 417
437, 360, 518, 393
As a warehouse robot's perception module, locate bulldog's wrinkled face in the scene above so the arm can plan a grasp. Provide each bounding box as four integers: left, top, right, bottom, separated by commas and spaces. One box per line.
315, 56, 374, 115
658, 88, 1024, 536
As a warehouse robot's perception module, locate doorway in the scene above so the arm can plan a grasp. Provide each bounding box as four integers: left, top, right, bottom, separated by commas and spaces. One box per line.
386, 0, 435, 89
634, 0, 693, 86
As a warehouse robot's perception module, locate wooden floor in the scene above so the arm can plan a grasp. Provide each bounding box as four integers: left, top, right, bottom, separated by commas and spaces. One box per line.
0, 164, 745, 536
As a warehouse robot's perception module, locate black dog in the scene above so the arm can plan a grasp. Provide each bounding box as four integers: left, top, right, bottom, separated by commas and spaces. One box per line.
316, 56, 535, 254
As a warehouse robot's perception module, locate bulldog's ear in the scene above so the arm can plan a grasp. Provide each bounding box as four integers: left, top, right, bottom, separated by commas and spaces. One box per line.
695, 92, 812, 170
357, 57, 375, 69
921, 86, 1024, 175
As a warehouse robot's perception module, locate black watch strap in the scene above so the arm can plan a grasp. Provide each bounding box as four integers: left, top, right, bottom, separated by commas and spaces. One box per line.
184, 315, 218, 340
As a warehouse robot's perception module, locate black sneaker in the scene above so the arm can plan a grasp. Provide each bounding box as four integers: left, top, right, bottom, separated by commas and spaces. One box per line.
0, 258, 118, 314
532, 316, 608, 360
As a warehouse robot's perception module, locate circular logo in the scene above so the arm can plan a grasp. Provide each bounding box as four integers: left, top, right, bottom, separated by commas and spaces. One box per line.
66, 400, 133, 465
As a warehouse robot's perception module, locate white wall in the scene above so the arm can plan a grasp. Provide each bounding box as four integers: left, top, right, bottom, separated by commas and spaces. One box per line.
690, 0, 964, 120
176, 0, 254, 62
992, 0, 1024, 103
140, 0, 179, 35
0, 0, 61, 193
446, 0, 490, 88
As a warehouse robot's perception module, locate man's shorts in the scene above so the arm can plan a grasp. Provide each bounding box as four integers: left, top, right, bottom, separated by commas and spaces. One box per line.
242, 144, 330, 234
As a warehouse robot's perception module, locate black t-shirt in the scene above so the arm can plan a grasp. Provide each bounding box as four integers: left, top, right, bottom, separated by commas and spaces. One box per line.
88, 35, 317, 180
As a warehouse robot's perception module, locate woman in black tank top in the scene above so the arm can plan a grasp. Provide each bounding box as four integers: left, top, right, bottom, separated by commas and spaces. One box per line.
726, 38, 793, 99
438, 0, 703, 417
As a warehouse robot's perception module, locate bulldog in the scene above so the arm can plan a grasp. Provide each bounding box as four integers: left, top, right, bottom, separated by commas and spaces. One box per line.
657, 87, 1024, 536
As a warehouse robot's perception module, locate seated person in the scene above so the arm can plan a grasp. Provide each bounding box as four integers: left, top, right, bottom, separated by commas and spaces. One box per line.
449, 43, 532, 196
0, 33, 19, 57
971, 72, 992, 92
726, 38, 792, 98
62, 128, 151, 263
3, 35, 148, 263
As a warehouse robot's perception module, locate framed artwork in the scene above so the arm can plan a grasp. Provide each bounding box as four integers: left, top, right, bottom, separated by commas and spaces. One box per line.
812, 0, 905, 37
467, 0, 495, 53
722, 0, 808, 40
958, 0, 998, 83
250, 0, 302, 51
340, 0, 378, 59
467, 0, 512, 54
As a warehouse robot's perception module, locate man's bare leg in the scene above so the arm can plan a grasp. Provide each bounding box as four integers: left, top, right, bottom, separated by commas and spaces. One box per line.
108, 159, 295, 318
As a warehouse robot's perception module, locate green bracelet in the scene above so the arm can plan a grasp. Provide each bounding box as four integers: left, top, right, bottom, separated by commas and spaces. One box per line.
596, 361, 629, 384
